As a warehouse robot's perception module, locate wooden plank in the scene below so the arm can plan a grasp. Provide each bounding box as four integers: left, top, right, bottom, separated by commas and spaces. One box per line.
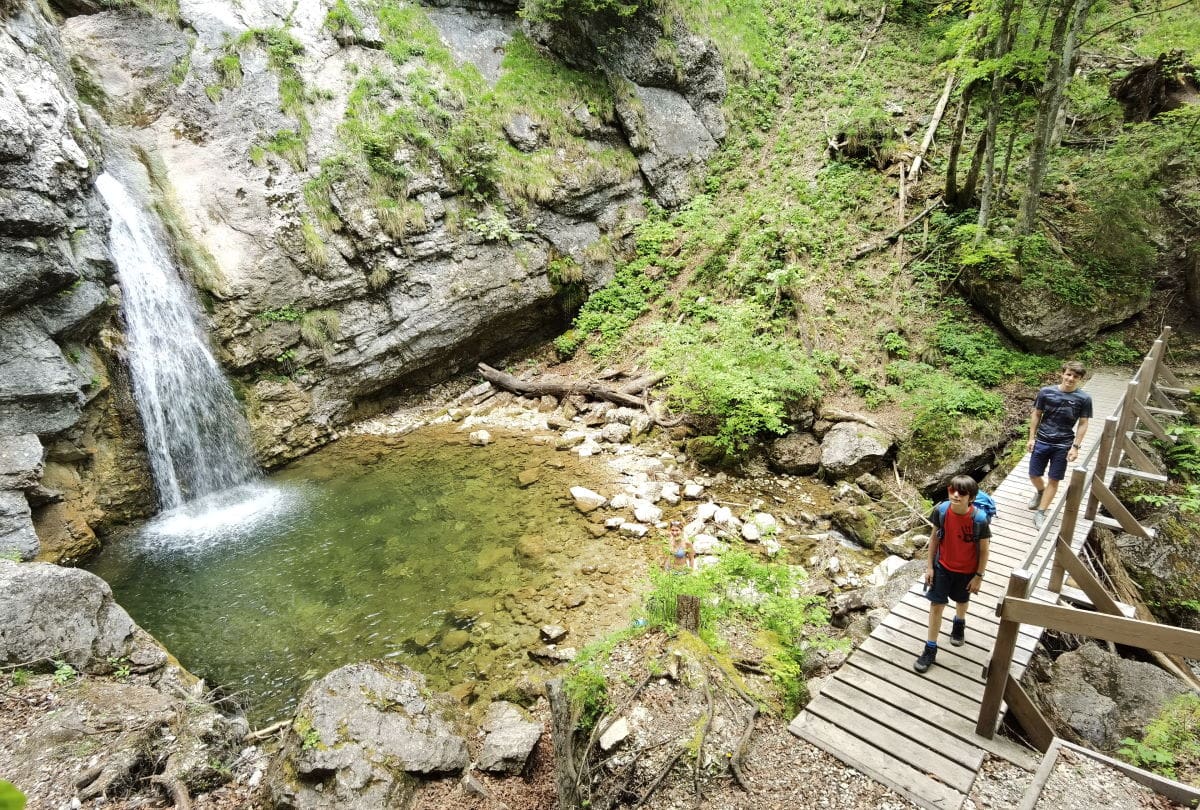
821, 677, 987, 771
1053, 536, 1123, 617
806, 695, 979, 793
977, 572, 1031, 737
1002, 598, 1200, 658
1092, 514, 1156, 538
837, 661, 1040, 768
846, 648, 981, 721
1003, 676, 1055, 753
860, 636, 984, 701
1090, 479, 1154, 539
789, 712, 966, 810
1111, 466, 1169, 483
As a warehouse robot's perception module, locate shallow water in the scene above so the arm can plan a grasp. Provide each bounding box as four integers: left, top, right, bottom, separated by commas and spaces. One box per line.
86, 427, 637, 724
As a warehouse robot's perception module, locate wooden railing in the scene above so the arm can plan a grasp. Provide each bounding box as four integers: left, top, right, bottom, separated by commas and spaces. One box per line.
976, 326, 1200, 749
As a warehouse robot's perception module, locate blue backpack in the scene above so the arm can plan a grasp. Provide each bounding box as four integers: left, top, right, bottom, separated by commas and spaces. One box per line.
934, 491, 996, 542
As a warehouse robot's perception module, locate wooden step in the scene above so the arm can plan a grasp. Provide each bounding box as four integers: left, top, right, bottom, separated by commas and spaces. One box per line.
1093, 514, 1156, 538
1111, 466, 1168, 483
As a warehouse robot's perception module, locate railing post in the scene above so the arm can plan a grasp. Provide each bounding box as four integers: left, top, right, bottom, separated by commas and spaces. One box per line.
1048, 467, 1087, 593
1110, 381, 1140, 469
977, 569, 1032, 738
1086, 417, 1118, 520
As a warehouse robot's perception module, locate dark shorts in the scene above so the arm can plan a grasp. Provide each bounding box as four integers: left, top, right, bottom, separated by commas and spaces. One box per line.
926, 562, 974, 606
1029, 440, 1070, 481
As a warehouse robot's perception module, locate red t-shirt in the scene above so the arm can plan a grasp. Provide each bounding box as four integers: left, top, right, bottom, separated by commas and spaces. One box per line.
937, 506, 980, 574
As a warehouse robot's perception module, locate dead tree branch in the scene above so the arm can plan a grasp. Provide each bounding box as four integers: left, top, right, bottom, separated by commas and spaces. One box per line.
852, 4, 888, 69
908, 75, 956, 182
851, 197, 945, 260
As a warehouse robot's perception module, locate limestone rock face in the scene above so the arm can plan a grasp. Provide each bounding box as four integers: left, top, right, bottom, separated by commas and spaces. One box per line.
960, 274, 1149, 353
0, 559, 168, 672
269, 661, 469, 810
526, 2, 726, 206
0, 0, 117, 560
820, 422, 894, 480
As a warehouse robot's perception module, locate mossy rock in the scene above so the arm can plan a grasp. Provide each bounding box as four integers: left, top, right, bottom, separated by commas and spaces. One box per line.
685, 436, 731, 467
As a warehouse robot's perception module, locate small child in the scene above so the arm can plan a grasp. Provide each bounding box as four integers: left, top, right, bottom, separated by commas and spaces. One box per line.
662, 521, 695, 572
914, 475, 991, 674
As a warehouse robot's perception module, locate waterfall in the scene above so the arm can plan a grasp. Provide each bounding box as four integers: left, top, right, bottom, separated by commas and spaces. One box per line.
97, 172, 260, 511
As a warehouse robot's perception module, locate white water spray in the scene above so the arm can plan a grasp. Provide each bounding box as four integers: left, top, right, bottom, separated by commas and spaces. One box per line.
98, 172, 260, 511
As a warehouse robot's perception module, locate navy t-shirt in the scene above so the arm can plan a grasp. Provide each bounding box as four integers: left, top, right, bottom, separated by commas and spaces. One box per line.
1034, 386, 1093, 446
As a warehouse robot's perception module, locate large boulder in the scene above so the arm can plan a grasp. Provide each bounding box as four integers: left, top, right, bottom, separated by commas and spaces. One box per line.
1034, 643, 1190, 750
477, 700, 542, 774
0, 559, 167, 672
268, 661, 469, 810
767, 432, 822, 475
820, 421, 894, 480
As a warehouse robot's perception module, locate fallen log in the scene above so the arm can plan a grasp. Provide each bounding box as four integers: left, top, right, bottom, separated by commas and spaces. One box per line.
851, 197, 945, 260
478, 363, 646, 410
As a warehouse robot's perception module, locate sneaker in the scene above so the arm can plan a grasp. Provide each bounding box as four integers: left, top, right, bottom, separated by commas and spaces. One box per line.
1028, 490, 1044, 510
1033, 509, 1047, 530
950, 619, 966, 647
913, 644, 937, 673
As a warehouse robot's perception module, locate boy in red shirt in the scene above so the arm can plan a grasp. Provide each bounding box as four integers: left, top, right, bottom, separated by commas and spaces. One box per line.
914, 475, 991, 673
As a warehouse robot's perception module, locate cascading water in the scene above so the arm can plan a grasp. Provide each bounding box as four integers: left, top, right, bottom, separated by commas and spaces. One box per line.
97, 172, 271, 533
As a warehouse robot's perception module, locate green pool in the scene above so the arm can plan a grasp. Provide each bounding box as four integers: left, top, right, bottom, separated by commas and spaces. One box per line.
85, 427, 643, 724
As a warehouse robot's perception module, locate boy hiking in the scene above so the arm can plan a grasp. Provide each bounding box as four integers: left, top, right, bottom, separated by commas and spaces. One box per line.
1028, 361, 1092, 530
914, 475, 991, 674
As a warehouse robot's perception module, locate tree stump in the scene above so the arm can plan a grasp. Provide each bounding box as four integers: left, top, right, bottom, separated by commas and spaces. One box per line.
677, 595, 700, 633
547, 678, 581, 809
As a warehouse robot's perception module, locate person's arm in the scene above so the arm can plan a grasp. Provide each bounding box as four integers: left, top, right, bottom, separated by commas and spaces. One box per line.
969, 538, 990, 595
1027, 407, 1043, 452
925, 529, 939, 588
686, 542, 696, 570
1068, 417, 1090, 461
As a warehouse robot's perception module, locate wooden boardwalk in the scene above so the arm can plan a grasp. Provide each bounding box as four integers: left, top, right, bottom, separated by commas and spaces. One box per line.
789, 371, 1129, 810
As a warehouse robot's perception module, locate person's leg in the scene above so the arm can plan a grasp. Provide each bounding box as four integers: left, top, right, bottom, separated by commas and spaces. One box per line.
1029, 443, 1050, 509
1037, 478, 1060, 511
927, 601, 946, 642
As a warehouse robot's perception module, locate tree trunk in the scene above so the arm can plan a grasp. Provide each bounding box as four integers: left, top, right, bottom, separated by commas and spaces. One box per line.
976, 0, 1022, 237
676, 595, 700, 633
548, 679, 583, 810
1018, 0, 1094, 235
944, 81, 977, 209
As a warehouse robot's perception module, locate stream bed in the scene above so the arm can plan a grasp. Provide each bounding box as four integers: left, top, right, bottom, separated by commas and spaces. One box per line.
85, 426, 646, 724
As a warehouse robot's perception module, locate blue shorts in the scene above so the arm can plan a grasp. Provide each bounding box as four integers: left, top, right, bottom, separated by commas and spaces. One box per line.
1029, 440, 1069, 481
926, 562, 973, 605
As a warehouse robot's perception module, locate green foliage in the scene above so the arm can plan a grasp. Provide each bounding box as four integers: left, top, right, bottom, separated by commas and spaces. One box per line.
0, 780, 26, 810
323, 0, 363, 37
301, 218, 328, 268
258, 305, 305, 323
888, 360, 1005, 472
52, 660, 78, 685
9, 668, 30, 687
652, 302, 820, 452
107, 656, 132, 681
521, 0, 638, 23
439, 125, 500, 202
465, 212, 520, 243
234, 27, 308, 128
263, 129, 307, 170
563, 660, 610, 730
1079, 337, 1142, 367
931, 316, 1057, 386
642, 550, 831, 712
1119, 694, 1200, 780
299, 310, 340, 351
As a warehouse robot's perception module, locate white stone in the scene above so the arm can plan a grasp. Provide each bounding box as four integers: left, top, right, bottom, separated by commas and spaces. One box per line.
867, 555, 909, 587
576, 439, 603, 457
684, 519, 707, 539
691, 534, 723, 554
469, 429, 492, 446
695, 555, 721, 569
631, 482, 662, 503
683, 483, 705, 500
763, 537, 782, 557
741, 523, 761, 542
694, 502, 719, 522
609, 493, 632, 510
827, 556, 841, 575
604, 517, 624, 529
632, 501, 662, 524
571, 486, 606, 513
713, 506, 739, 527
660, 482, 681, 505
599, 717, 630, 751
620, 522, 649, 538
753, 512, 778, 531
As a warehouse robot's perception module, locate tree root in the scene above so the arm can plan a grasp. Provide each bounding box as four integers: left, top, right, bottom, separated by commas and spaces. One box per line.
631, 748, 686, 809
150, 774, 193, 810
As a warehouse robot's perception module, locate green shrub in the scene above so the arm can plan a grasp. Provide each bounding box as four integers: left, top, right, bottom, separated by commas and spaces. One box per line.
0, 780, 26, 810
651, 302, 820, 452
299, 310, 340, 351
1119, 694, 1200, 781
931, 316, 1057, 386
522, 0, 638, 23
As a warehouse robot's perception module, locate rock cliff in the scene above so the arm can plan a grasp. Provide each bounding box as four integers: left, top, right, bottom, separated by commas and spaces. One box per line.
0, 0, 726, 556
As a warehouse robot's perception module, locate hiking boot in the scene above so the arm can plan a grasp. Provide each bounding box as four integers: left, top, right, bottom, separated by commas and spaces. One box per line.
1028, 489, 1044, 510
951, 619, 966, 647
913, 644, 937, 673
1033, 509, 1047, 531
